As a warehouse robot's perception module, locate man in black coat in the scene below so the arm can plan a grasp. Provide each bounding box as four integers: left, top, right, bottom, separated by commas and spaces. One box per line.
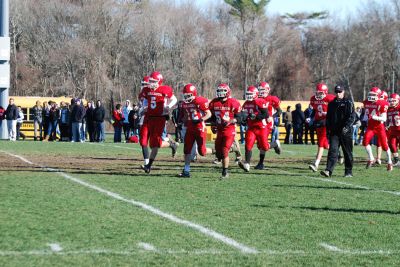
291, 103, 305, 144
320, 85, 356, 177
5, 98, 18, 141
93, 100, 106, 142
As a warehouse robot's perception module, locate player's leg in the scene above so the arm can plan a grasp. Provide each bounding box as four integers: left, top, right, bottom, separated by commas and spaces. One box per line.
238, 129, 256, 172
377, 128, 392, 171
309, 127, 328, 172
363, 129, 376, 168
178, 130, 196, 177
221, 134, 235, 179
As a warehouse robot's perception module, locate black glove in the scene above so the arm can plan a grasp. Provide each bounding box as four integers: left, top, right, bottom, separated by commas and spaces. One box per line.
248, 113, 256, 120
192, 119, 203, 124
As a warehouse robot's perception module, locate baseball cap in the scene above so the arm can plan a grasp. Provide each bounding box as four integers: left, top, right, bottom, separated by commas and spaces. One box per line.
334, 85, 344, 93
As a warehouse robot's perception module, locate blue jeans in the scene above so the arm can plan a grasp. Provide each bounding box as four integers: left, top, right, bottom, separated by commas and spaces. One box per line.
71, 122, 82, 142
239, 125, 247, 144
271, 126, 279, 143
352, 125, 360, 144
47, 120, 58, 138
114, 126, 122, 142
96, 122, 105, 142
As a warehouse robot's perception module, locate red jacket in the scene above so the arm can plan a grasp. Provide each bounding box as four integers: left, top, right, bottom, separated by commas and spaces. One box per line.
112, 110, 124, 127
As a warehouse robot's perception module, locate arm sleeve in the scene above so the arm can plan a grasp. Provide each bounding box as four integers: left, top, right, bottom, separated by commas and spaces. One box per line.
372, 113, 387, 122
344, 101, 356, 128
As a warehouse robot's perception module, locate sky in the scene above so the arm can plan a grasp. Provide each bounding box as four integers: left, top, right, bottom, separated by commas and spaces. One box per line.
192, 0, 366, 17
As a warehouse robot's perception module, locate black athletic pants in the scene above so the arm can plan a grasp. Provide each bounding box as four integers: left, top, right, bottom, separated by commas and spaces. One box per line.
326, 132, 353, 175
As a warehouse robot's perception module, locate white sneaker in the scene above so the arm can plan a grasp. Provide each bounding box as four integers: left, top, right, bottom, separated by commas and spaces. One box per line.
238, 161, 250, 172
309, 164, 318, 172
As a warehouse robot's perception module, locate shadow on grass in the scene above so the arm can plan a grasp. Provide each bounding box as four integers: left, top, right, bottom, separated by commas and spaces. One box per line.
251, 204, 400, 215
271, 184, 369, 191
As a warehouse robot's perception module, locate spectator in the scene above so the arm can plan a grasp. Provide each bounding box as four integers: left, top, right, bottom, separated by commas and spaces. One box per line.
71, 98, 86, 142
283, 106, 292, 144
353, 106, 361, 145
128, 103, 139, 138
171, 101, 183, 143
86, 101, 95, 142
59, 101, 70, 141
239, 110, 248, 145
112, 103, 124, 143
304, 104, 315, 145
32, 100, 43, 141
93, 100, 106, 142
271, 114, 280, 143
16, 106, 26, 141
44, 101, 59, 141
0, 105, 5, 125
122, 100, 132, 141
42, 101, 50, 140
292, 103, 305, 144
5, 98, 18, 141
358, 106, 368, 145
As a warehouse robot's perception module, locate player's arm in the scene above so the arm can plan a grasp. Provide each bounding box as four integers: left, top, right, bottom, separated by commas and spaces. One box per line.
256, 107, 269, 120
167, 95, 178, 110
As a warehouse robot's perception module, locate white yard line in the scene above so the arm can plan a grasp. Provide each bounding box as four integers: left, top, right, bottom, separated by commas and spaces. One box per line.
1, 151, 257, 254
0, 248, 398, 256
320, 243, 343, 252
48, 243, 63, 252
137, 242, 158, 252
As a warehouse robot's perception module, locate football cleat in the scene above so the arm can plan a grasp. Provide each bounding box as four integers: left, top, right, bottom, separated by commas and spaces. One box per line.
254, 163, 265, 170
366, 160, 374, 169
273, 140, 281, 155
220, 172, 229, 179
238, 161, 250, 172
387, 163, 393, 172
142, 164, 151, 174
309, 164, 318, 172
213, 158, 221, 165
178, 171, 191, 178
375, 159, 382, 165
320, 170, 330, 177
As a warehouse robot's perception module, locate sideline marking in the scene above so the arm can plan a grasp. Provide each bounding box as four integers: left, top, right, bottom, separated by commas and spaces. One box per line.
137, 242, 158, 252
1, 151, 258, 254
48, 243, 63, 252
320, 243, 343, 252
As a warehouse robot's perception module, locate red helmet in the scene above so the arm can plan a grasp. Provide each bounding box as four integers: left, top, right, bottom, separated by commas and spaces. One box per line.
216, 83, 231, 98
141, 76, 150, 89
182, 83, 197, 103
245, 86, 258, 101
368, 87, 381, 102
389, 93, 400, 107
258, 81, 270, 97
149, 71, 163, 89
315, 83, 328, 100
380, 91, 388, 101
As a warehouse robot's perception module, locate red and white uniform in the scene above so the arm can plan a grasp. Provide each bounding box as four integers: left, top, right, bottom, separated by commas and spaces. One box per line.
261, 95, 281, 130
387, 105, 400, 153
209, 97, 241, 159
141, 85, 174, 148
309, 94, 336, 149
242, 98, 270, 152
362, 99, 389, 151
180, 96, 209, 156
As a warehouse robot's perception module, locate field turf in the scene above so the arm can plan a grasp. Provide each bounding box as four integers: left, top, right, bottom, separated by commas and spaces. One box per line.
1, 140, 399, 266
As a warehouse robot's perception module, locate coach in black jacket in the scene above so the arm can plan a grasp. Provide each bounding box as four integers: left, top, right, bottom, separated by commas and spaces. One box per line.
320, 85, 356, 178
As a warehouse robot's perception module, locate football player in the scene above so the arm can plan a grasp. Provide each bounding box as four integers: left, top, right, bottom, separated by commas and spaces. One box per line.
362, 87, 393, 171
387, 93, 400, 166
374, 90, 389, 165
254, 81, 282, 170
178, 84, 213, 177
209, 83, 242, 179
140, 71, 179, 173
237, 86, 270, 172
309, 83, 336, 172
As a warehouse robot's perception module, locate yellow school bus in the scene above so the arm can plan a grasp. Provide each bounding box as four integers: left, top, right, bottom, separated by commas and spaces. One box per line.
8, 96, 83, 139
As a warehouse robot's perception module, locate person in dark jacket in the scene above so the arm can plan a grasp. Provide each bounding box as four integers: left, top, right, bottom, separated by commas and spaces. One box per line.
291, 103, 305, 144
93, 100, 106, 142
71, 98, 86, 142
85, 101, 96, 142
5, 98, 18, 141
320, 85, 356, 177
43, 101, 59, 141
304, 104, 315, 145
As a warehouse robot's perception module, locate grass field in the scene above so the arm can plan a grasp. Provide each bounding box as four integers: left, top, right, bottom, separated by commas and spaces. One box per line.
1, 140, 399, 266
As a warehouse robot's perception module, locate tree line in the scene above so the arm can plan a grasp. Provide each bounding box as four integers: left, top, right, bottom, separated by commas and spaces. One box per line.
9, 0, 400, 104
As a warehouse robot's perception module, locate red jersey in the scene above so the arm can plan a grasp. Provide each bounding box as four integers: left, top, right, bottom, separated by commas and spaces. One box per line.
242, 98, 268, 128
141, 85, 174, 116
180, 96, 209, 130
262, 95, 281, 115
387, 105, 400, 131
209, 97, 241, 131
309, 94, 336, 121
363, 99, 388, 128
